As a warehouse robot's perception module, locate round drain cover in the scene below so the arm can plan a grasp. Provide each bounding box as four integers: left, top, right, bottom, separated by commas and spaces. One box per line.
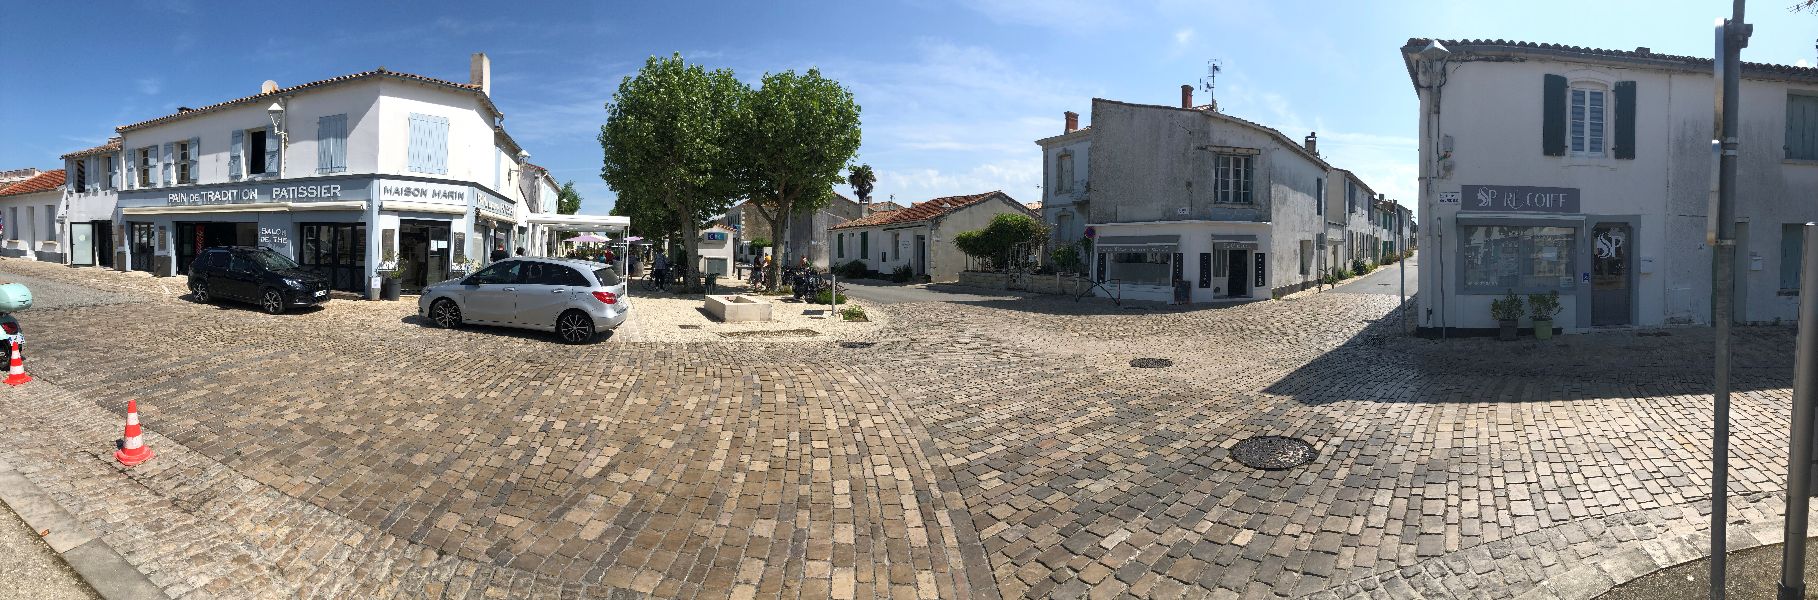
1130, 358, 1173, 368
839, 341, 875, 349
1231, 436, 1317, 470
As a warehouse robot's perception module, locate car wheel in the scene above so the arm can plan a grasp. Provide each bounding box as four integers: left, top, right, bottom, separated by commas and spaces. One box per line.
193, 280, 211, 303
260, 288, 286, 315
430, 299, 462, 329
556, 310, 595, 344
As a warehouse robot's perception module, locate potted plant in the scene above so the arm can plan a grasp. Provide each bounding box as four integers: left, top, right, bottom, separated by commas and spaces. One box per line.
1528, 290, 1562, 340
1491, 290, 1525, 341
373, 249, 403, 300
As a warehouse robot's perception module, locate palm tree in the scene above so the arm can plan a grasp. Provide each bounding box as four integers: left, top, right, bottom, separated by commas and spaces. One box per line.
846, 164, 876, 204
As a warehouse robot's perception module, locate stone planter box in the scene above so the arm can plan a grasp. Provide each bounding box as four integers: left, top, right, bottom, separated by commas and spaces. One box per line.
705, 294, 771, 322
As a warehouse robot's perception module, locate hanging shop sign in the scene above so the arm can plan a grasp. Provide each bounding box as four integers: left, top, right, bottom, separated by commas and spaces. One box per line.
1459, 185, 1580, 214
475, 193, 513, 221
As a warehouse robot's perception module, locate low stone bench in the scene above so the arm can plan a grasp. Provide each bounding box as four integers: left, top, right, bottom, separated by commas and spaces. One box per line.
704, 294, 771, 322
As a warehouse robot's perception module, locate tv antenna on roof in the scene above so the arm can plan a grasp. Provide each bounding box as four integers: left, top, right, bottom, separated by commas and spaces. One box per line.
1200, 59, 1222, 112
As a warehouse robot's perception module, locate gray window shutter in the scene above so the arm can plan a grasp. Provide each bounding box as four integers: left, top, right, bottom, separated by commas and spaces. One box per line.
1613, 81, 1636, 160
187, 137, 200, 181
149, 146, 162, 187
109, 154, 120, 190
1788, 95, 1818, 161
1543, 74, 1567, 156
125, 151, 137, 189
229, 130, 244, 181
160, 142, 174, 186
265, 126, 281, 178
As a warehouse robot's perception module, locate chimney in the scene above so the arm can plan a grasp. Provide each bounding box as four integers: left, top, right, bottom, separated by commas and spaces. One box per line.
1304, 132, 1318, 156
1064, 111, 1079, 133
1180, 84, 1193, 108
470, 52, 491, 97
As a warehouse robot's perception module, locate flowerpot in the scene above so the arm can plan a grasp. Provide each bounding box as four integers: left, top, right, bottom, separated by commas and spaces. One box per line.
1498, 319, 1519, 341
381, 277, 401, 301
1533, 319, 1553, 340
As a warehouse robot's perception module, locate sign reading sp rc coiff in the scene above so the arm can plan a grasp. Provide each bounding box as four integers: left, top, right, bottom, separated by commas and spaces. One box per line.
1459, 185, 1580, 214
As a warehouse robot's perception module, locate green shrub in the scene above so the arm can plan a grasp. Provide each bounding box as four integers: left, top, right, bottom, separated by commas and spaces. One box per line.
1491, 290, 1525, 322
1051, 245, 1082, 272
840, 304, 867, 321
814, 290, 848, 305
1528, 290, 1561, 321
837, 259, 868, 279
890, 265, 914, 282
954, 213, 1048, 271
1335, 268, 1354, 280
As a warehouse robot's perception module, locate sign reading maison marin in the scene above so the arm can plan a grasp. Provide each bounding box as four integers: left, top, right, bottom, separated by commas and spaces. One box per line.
378, 181, 468, 204
1459, 185, 1581, 214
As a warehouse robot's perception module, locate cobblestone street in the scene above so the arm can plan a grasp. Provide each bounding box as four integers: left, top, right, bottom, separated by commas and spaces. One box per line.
0, 258, 1796, 599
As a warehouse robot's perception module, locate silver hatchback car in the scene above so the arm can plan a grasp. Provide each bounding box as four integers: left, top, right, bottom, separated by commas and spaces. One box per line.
418, 257, 629, 344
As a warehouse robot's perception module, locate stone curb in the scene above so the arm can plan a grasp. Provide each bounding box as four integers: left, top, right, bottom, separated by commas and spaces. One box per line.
0, 458, 168, 600
1518, 502, 1788, 600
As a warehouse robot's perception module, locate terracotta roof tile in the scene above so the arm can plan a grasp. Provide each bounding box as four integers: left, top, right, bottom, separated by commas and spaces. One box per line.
0, 170, 65, 197
60, 138, 121, 160
831, 191, 1025, 230
117, 69, 493, 133
1400, 38, 1818, 81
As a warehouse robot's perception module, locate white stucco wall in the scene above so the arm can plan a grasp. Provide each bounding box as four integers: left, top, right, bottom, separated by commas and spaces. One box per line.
1412, 48, 1818, 330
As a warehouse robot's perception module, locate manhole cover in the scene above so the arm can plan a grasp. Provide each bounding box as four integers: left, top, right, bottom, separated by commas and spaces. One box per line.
1231, 436, 1318, 470
1129, 358, 1173, 368
839, 341, 875, 349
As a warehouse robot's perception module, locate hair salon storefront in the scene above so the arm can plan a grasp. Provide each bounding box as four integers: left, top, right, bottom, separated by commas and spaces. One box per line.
115, 175, 516, 296
1432, 184, 1640, 333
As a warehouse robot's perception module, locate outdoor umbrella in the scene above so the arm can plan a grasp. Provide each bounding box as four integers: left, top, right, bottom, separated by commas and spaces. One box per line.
564, 234, 610, 243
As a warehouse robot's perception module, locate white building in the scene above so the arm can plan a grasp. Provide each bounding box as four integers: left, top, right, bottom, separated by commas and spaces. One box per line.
0, 169, 66, 261
829, 191, 1033, 282
1073, 88, 1360, 303
59, 139, 123, 268
1035, 111, 1091, 258
1403, 38, 1818, 333
81, 53, 621, 295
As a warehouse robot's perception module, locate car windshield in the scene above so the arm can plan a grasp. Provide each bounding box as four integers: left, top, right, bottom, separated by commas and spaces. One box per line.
593, 267, 620, 286
245, 249, 300, 271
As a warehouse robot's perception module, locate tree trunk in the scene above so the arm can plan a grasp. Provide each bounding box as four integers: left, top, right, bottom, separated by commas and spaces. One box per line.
766, 197, 795, 288
681, 219, 702, 290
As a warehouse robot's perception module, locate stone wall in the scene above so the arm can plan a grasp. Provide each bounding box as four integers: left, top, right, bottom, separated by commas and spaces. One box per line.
956, 271, 1092, 296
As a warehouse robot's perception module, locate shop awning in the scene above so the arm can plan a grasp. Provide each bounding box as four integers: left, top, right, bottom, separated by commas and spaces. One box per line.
1211, 234, 1260, 249
1095, 235, 1179, 253
524, 213, 631, 232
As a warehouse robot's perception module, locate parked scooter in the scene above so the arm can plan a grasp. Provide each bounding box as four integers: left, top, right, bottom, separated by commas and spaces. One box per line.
0, 283, 33, 354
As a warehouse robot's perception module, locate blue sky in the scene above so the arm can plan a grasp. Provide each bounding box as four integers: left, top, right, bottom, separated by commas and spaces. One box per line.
2, 0, 1815, 221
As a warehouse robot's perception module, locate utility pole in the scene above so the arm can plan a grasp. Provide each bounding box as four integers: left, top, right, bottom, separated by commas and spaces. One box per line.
1783, 224, 1818, 600
1711, 2, 1750, 598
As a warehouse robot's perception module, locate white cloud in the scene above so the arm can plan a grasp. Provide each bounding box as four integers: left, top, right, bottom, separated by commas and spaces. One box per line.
135, 78, 162, 96
1174, 28, 1195, 48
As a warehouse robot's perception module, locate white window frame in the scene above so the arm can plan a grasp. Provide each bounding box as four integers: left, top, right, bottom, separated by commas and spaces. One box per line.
176, 140, 193, 184
1213, 153, 1254, 204
1569, 84, 1608, 158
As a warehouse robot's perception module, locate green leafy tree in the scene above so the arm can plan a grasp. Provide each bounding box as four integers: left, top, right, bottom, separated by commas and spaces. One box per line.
954, 212, 1049, 272
557, 181, 582, 215
599, 54, 748, 289
846, 163, 876, 203
728, 69, 863, 286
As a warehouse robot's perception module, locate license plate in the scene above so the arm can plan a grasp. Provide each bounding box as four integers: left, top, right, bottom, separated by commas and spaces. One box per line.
313, 290, 328, 298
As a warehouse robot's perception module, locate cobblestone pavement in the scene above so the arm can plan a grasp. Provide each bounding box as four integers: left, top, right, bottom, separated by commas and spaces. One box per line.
0, 257, 1796, 599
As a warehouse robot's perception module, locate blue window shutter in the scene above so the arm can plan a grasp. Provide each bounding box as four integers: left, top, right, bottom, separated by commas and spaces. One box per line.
187, 137, 200, 182
124, 151, 136, 189
148, 146, 162, 187
1613, 81, 1636, 160
160, 142, 173, 186
108, 154, 120, 190
331, 114, 346, 172
229, 130, 244, 181
266, 126, 280, 178
406, 113, 425, 173
432, 116, 450, 175
318, 116, 333, 173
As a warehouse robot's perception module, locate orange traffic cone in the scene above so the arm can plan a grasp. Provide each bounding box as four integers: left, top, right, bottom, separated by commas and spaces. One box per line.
114, 399, 153, 467
3, 339, 29, 386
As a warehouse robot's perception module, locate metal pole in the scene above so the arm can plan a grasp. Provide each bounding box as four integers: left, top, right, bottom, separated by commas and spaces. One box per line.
1399, 205, 1407, 321
1713, 3, 1749, 598
1782, 224, 1818, 600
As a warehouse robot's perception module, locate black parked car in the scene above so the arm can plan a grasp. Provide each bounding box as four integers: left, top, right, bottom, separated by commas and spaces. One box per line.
187, 247, 331, 314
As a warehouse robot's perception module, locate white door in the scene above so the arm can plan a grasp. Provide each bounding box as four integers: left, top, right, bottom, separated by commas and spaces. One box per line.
70, 223, 94, 265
